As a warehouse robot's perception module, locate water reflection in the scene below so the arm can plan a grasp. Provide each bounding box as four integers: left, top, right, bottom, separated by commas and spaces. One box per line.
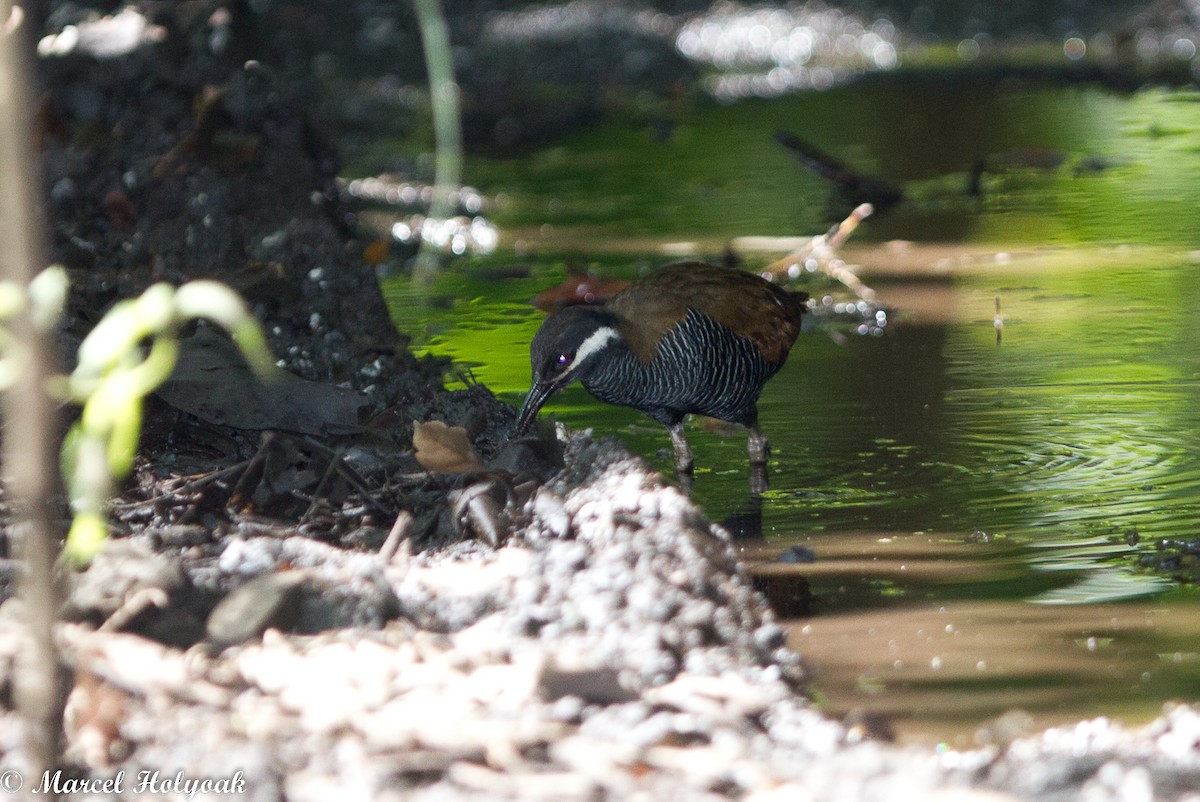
736, 532, 1196, 746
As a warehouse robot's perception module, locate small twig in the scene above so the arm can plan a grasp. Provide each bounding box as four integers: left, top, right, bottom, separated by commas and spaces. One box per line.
761, 203, 876, 301
109, 461, 249, 512
454, 365, 479, 388
825, 202, 874, 250
379, 510, 413, 565
994, 295, 1004, 345
226, 432, 276, 506
299, 436, 393, 517
174, 447, 268, 527
299, 452, 342, 524
98, 587, 170, 633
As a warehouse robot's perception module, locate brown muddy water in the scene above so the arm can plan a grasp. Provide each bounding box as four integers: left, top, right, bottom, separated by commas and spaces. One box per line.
378, 81, 1200, 748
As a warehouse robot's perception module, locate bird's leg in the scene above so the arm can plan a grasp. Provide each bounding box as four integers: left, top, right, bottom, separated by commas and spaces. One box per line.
667, 422, 694, 475
749, 462, 769, 496
739, 406, 772, 492
747, 425, 770, 465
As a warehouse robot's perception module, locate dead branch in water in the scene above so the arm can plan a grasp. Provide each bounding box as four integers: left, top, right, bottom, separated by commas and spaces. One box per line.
761, 203, 877, 301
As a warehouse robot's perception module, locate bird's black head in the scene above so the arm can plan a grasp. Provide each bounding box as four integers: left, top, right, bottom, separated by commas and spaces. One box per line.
515, 305, 622, 434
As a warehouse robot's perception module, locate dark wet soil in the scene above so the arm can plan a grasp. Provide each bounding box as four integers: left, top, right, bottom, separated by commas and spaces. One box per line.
36, 1, 531, 554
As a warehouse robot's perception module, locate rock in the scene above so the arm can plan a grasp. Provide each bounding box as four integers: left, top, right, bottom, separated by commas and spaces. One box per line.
205, 572, 306, 648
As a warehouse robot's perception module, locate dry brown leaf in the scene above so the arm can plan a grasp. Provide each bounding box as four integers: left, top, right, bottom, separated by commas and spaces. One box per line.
65, 669, 128, 767
413, 420, 486, 473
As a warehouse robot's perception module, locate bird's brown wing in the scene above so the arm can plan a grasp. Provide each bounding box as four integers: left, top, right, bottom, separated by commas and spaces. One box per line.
607, 262, 806, 364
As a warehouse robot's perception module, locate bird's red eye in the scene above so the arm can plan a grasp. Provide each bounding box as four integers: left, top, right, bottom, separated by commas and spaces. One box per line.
549, 353, 572, 375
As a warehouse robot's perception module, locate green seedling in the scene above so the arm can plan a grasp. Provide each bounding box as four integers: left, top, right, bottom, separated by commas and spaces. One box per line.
0, 268, 277, 565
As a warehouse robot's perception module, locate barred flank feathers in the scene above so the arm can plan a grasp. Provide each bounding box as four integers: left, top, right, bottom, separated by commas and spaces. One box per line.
584, 309, 778, 427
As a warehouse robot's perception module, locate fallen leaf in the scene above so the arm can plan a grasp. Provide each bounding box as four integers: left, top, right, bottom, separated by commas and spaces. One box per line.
412, 420, 485, 473
65, 669, 128, 766
532, 274, 629, 312
362, 238, 391, 266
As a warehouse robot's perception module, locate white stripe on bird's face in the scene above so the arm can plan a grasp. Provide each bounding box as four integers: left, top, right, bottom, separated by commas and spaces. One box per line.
562, 325, 620, 379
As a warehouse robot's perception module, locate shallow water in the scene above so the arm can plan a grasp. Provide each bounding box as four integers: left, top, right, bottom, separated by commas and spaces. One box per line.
380, 79, 1200, 746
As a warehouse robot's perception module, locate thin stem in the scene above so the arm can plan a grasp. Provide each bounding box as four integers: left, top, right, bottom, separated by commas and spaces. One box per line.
0, 0, 65, 791
412, 0, 463, 283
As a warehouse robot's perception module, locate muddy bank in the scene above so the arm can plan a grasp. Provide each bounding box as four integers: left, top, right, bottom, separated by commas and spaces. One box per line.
3, 4, 1200, 801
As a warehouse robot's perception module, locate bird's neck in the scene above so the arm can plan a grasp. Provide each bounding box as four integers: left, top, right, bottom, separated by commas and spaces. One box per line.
577, 331, 637, 394
578, 328, 685, 423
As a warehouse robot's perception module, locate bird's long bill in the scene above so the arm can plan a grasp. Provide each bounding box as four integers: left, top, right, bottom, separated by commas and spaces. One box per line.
515, 380, 556, 435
